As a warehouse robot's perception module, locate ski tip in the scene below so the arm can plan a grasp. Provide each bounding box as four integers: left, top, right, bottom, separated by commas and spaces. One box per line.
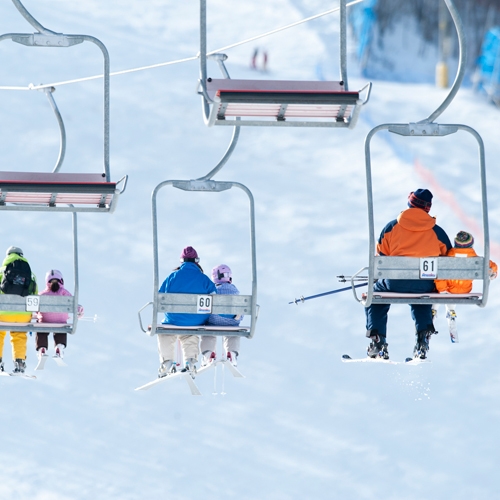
405, 357, 413, 363
341, 354, 352, 360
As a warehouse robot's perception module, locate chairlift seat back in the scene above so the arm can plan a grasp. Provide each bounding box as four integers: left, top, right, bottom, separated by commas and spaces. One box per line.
360, 256, 486, 306
0, 294, 77, 333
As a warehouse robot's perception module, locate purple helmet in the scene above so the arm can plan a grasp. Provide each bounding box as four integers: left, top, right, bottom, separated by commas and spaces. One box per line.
212, 264, 232, 284
46, 269, 64, 285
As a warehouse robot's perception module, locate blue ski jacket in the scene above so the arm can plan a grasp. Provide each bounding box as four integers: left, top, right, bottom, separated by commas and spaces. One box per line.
159, 262, 216, 326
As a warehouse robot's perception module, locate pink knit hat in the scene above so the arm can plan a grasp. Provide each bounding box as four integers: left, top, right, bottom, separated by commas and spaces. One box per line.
180, 246, 200, 262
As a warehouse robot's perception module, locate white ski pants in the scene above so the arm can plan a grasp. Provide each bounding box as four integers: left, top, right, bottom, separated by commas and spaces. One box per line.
157, 334, 199, 363
200, 335, 240, 356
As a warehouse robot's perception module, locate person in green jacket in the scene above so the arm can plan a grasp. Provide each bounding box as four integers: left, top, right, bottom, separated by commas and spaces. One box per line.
0, 246, 37, 374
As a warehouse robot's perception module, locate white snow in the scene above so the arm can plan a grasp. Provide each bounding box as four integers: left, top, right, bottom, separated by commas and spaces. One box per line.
0, 1, 499, 499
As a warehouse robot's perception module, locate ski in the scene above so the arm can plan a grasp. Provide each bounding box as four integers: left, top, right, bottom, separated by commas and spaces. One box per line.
342, 354, 402, 365
342, 354, 430, 365
135, 364, 213, 394
135, 369, 187, 391
135, 359, 242, 394
182, 371, 202, 396
0, 371, 37, 380
35, 354, 50, 370
446, 310, 458, 343
405, 357, 431, 364
219, 359, 245, 378
52, 355, 68, 367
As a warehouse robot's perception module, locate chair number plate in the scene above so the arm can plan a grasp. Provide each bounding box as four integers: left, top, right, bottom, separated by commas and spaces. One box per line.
197, 295, 212, 314
420, 258, 438, 279
26, 295, 40, 312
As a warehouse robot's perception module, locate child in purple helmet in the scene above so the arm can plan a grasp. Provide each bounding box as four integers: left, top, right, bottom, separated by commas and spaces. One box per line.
157, 246, 216, 377
200, 264, 242, 367
36, 269, 84, 361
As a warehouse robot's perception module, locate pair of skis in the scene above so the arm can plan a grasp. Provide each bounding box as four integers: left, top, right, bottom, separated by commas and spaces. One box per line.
35, 352, 67, 370
135, 359, 244, 395
0, 370, 37, 380
341, 354, 430, 365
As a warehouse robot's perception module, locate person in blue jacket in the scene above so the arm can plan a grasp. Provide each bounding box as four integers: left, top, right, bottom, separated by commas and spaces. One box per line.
157, 246, 216, 377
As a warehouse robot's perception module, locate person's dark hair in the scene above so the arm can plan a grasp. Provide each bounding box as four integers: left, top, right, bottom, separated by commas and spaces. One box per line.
50, 279, 60, 292
173, 262, 204, 273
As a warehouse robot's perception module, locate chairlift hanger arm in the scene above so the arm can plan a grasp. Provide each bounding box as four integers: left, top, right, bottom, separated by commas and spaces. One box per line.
419, 0, 467, 124
2, 1, 111, 182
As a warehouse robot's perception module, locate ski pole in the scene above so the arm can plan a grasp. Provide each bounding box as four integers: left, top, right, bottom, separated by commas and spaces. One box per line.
289, 282, 368, 305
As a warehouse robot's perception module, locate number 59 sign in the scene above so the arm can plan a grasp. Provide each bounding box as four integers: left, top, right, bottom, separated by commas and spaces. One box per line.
196, 295, 213, 314
25, 295, 40, 312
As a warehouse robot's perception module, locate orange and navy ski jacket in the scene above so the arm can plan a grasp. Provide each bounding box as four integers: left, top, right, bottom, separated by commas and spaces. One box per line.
434, 247, 498, 293
377, 208, 451, 257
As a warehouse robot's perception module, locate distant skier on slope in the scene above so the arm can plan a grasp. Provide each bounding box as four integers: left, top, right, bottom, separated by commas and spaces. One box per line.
365, 189, 452, 360
36, 269, 84, 364
434, 231, 498, 342
157, 246, 216, 378
200, 264, 242, 367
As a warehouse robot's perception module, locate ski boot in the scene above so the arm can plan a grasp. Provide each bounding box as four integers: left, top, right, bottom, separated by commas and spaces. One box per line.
0, 357, 4, 372
158, 360, 176, 378
54, 344, 65, 359
414, 326, 437, 360
13, 359, 26, 374
367, 336, 389, 359
181, 358, 197, 374
226, 351, 238, 367
201, 351, 216, 367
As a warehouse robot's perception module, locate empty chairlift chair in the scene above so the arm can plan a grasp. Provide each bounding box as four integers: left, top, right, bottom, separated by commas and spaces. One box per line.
198, 0, 371, 128
0, 0, 127, 213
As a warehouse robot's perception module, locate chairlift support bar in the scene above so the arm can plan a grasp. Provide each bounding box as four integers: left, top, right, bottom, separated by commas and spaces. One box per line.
198, 0, 371, 128
138, 179, 258, 339
0, 211, 80, 334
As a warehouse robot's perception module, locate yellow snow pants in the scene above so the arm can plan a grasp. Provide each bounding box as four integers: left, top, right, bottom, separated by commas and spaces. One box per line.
0, 312, 32, 360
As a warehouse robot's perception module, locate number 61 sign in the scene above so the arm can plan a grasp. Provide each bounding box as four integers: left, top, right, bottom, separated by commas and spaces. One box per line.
196, 295, 212, 314
420, 257, 438, 279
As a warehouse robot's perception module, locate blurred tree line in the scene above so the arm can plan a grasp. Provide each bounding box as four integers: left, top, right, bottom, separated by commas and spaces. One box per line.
373, 0, 500, 67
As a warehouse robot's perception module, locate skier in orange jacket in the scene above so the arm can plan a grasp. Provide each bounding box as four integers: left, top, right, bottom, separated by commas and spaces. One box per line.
434, 231, 497, 343
435, 231, 497, 294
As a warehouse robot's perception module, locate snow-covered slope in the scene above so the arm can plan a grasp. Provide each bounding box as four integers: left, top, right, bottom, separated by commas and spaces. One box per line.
0, 1, 499, 499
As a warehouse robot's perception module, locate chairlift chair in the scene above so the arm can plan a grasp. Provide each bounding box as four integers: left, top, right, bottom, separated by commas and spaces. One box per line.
351, 0, 491, 309
198, 0, 371, 128
138, 179, 258, 340
0, 212, 81, 335
0, 0, 127, 213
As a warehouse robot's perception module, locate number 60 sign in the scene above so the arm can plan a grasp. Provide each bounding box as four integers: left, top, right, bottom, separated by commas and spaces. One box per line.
196, 295, 212, 314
